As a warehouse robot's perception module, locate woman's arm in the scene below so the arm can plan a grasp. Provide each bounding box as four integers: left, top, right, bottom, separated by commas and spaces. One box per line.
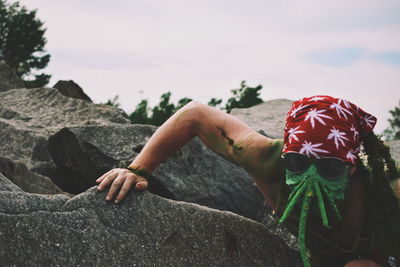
96, 101, 281, 203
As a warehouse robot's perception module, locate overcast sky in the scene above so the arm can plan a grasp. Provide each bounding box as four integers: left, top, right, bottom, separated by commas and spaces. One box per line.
11, 0, 400, 133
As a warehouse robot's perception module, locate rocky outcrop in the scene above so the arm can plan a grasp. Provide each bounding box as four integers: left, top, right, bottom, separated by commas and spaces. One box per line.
0, 61, 24, 92
231, 99, 293, 138
48, 125, 265, 220
0, 156, 65, 195
0, 87, 130, 179
53, 80, 92, 102
0, 172, 301, 266
0, 87, 265, 220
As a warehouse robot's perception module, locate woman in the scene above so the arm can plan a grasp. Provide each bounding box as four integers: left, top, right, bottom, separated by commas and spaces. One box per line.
97, 96, 399, 267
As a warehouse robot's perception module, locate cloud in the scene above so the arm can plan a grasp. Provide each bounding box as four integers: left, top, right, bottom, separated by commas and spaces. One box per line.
308, 48, 366, 67
11, 0, 400, 133
373, 51, 400, 65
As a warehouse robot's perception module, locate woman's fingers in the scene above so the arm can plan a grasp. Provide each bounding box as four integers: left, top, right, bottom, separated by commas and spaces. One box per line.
135, 178, 148, 191
106, 173, 125, 201
96, 168, 149, 203
115, 177, 135, 203
96, 170, 118, 191
96, 169, 113, 185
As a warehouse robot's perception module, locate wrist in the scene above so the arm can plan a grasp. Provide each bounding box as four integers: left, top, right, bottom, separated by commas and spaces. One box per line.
126, 164, 151, 180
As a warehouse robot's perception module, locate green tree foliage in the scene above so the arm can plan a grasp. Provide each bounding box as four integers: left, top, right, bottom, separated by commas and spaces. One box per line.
150, 92, 175, 126
0, 0, 51, 87
208, 97, 222, 108
174, 97, 192, 112
225, 80, 263, 113
128, 81, 264, 126
129, 99, 150, 124
103, 95, 120, 108
128, 92, 193, 126
384, 101, 400, 140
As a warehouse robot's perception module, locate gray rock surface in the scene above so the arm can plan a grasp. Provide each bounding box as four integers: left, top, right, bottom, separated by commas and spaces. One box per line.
48, 125, 265, 220
0, 87, 130, 178
388, 140, 400, 163
0, 61, 24, 92
53, 80, 93, 102
231, 99, 293, 138
0, 171, 301, 266
0, 156, 65, 195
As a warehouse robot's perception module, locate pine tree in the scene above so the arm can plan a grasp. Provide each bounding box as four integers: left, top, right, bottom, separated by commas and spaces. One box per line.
0, 0, 51, 87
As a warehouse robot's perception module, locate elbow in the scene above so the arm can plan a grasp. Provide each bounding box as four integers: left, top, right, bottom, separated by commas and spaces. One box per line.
175, 100, 204, 135
182, 100, 202, 110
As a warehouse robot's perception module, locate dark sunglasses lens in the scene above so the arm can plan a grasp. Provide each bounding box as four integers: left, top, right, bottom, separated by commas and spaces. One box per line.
317, 158, 346, 178
283, 153, 310, 173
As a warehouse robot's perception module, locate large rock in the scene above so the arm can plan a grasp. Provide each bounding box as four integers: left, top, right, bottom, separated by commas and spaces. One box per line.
231, 99, 293, 138
0, 61, 24, 92
0, 172, 301, 266
48, 125, 265, 220
0, 156, 65, 195
53, 80, 93, 102
0, 87, 130, 178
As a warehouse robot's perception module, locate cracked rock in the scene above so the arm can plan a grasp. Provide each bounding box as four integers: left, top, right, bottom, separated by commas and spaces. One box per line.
0, 171, 301, 266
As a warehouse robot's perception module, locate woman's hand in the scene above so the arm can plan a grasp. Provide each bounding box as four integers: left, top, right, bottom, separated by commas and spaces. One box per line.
96, 168, 148, 203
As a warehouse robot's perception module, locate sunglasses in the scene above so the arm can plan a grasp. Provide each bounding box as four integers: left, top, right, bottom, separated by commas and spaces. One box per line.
282, 152, 350, 178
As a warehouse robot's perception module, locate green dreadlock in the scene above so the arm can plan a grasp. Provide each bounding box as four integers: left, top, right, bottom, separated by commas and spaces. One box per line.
361, 132, 400, 266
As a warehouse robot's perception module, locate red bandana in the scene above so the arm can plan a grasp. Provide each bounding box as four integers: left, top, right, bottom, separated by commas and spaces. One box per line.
283, 95, 377, 164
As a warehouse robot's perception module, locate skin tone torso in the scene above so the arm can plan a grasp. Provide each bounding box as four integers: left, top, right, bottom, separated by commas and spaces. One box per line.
96, 101, 379, 267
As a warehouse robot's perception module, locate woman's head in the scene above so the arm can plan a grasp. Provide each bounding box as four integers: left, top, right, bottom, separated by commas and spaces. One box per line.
283, 95, 376, 165
279, 96, 379, 267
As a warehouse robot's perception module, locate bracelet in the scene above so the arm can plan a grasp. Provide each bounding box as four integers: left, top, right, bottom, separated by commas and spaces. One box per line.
126, 165, 152, 180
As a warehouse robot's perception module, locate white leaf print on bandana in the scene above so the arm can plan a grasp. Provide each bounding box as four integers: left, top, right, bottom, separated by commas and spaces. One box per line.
330, 101, 352, 119
327, 127, 349, 149
350, 124, 359, 140
304, 109, 333, 129
363, 115, 375, 128
290, 103, 309, 118
309, 96, 327, 102
300, 141, 329, 158
288, 126, 305, 143
346, 150, 357, 162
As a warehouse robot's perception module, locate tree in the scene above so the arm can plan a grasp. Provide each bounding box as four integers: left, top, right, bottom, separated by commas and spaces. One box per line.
225, 81, 263, 113
0, 0, 51, 87
129, 99, 150, 124
174, 97, 192, 112
103, 95, 120, 108
208, 97, 222, 108
128, 81, 265, 125
150, 92, 176, 126
384, 101, 400, 140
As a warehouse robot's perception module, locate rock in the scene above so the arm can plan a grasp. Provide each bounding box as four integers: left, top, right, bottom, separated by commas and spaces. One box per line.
53, 80, 92, 102
387, 140, 400, 163
256, 203, 298, 251
0, 61, 24, 92
0, 156, 66, 195
0, 87, 131, 179
0, 87, 130, 129
48, 125, 265, 220
0, 171, 301, 266
231, 99, 293, 138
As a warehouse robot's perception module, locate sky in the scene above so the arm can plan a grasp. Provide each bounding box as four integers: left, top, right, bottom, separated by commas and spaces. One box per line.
10, 0, 400, 133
